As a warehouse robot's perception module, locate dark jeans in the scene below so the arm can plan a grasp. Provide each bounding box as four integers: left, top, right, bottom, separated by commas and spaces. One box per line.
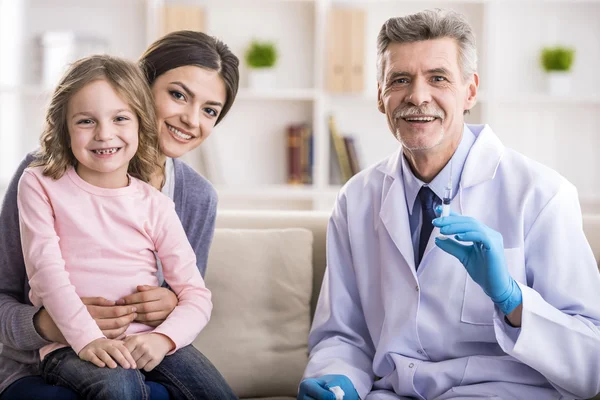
40, 345, 237, 400
0, 375, 169, 400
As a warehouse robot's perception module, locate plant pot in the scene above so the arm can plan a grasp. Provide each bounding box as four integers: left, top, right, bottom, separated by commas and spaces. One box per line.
248, 68, 276, 90
546, 71, 572, 96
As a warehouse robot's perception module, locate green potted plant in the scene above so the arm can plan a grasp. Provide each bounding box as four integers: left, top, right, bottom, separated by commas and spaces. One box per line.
245, 40, 278, 89
540, 46, 575, 95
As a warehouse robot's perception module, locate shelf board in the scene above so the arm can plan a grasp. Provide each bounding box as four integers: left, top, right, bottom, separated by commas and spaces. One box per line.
488, 93, 600, 105
332, 0, 600, 3
327, 91, 490, 103
0, 86, 324, 102
0, 85, 50, 96
327, 91, 600, 105
237, 88, 319, 101
215, 184, 340, 200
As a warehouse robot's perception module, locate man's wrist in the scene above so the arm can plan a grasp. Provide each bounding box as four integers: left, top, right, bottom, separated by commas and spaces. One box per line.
491, 278, 522, 316
505, 302, 523, 327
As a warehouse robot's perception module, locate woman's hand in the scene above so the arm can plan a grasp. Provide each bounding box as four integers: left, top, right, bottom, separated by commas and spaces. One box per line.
34, 298, 137, 344
117, 285, 178, 327
34, 307, 66, 344
79, 338, 136, 369
83, 297, 138, 338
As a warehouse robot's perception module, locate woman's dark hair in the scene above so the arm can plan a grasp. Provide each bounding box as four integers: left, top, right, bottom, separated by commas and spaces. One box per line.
139, 30, 239, 125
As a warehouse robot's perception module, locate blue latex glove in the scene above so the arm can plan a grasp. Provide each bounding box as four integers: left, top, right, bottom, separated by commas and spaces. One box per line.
297, 374, 358, 400
432, 207, 522, 315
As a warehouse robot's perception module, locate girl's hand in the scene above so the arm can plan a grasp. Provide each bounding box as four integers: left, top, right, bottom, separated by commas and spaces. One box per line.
124, 333, 174, 371
117, 285, 178, 327
79, 338, 136, 369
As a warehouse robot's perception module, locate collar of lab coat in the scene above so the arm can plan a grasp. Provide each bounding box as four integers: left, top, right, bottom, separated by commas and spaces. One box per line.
377, 124, 504, 273
377, 123, 504, 189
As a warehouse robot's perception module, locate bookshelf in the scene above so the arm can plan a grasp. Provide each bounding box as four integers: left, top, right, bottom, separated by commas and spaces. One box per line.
1, 0, 600, 212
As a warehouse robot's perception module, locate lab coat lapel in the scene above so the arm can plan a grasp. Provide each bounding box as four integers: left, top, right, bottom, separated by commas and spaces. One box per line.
421, 125, 503, 262
378, 149, 417, 273
461, 124, 504, 189
376, 125, 504, 274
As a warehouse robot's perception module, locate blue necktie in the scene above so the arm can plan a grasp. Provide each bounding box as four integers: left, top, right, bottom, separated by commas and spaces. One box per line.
418, 186, 438, 266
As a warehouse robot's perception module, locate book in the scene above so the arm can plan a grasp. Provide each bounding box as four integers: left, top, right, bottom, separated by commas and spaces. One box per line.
287, 125, 302, 184
286, 123, 313, 185
329, 115, 353, 183
299, 124, 313, 184
344, 136, 361, 176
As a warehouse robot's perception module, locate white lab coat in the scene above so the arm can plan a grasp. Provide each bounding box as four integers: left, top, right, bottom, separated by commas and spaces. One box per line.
305, 124, 600, 400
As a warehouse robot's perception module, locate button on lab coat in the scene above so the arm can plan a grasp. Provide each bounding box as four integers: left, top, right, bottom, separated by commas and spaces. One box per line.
304, 125, 600, 400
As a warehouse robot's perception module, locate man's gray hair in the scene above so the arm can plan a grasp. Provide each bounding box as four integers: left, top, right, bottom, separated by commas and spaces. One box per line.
376, 9, 477, 83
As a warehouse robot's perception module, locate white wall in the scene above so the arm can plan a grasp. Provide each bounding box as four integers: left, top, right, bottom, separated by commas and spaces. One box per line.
1, 0, 599, 211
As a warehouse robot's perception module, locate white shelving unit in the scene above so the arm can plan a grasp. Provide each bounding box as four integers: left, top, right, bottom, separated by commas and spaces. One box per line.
1, 0, 600, 212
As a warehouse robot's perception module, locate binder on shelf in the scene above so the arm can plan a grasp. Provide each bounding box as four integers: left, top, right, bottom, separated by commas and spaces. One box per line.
326, 8, 366, 93
326, 8, 349, 93
349, 9, 365, 92
162, 5, 205, 35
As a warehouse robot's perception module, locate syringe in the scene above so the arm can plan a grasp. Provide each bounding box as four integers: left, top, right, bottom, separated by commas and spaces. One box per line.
438, 159, 453, 239
441, 184, 452, 217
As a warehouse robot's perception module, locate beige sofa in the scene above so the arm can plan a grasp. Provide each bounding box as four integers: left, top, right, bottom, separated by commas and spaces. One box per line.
192, 210, 600, 400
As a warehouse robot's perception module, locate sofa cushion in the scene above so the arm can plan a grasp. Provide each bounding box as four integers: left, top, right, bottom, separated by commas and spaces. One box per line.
193, 228, 313, 399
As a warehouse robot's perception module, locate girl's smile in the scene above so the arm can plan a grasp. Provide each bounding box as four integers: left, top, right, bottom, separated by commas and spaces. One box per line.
90, 147, 122, 157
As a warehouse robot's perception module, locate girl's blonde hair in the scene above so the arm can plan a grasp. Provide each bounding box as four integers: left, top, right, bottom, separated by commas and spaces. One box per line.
31, 54, 160, 182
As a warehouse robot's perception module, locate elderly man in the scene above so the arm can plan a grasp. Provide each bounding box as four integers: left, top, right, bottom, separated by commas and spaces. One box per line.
298, 8, 600, 400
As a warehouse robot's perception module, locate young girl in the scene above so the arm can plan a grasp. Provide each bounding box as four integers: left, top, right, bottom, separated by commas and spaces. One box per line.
17, 55, 233, 400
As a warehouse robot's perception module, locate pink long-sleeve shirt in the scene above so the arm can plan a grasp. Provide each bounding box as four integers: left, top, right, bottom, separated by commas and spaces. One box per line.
17, 166, 212, 359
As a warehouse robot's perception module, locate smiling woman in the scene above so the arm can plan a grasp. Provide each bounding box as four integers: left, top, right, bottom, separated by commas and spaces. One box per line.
0, 30, 240, 400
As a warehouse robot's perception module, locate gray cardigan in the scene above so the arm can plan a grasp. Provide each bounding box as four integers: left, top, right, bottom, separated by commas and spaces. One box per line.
0, 153, 218, 394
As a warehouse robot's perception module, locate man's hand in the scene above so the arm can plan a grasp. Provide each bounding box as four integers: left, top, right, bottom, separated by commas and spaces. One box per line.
297, 374, 358, 400
124, 333, 174, 372
117, 285, 177, 327
79, 338, 136, 369
433, 207, 523, 316
34, 298, 137, 344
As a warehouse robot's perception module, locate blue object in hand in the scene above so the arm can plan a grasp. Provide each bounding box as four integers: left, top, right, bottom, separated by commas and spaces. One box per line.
432, 207, 522, 316
297, 374, 358, 400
